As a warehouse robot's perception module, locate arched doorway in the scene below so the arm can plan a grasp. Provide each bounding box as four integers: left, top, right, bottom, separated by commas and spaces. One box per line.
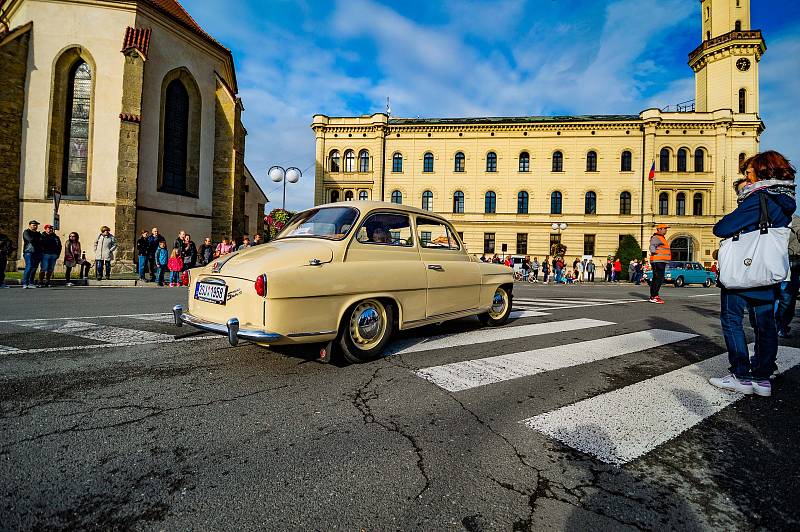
670, 236, 693, 261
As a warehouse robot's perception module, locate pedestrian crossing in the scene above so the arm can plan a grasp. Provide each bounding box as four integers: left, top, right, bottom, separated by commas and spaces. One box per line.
513, 297, 645, 313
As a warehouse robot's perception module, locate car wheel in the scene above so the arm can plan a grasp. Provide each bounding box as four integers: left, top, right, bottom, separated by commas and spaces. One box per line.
478, 286, 513, 326
704, 278, 713, 288
338, 299, 394, 364
674, 276, 685, 288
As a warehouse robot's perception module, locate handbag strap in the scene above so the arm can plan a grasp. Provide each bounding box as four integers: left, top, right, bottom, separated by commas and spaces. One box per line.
758, 193, 772, 234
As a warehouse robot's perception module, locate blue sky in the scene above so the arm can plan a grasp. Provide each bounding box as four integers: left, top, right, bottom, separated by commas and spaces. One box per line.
184, 0, 800, 212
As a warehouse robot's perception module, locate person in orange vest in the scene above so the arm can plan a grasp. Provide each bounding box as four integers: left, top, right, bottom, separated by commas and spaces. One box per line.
648, 224, 671, 303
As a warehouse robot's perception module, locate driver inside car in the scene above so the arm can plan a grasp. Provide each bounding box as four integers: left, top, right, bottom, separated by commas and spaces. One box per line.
371, 227, 392, 244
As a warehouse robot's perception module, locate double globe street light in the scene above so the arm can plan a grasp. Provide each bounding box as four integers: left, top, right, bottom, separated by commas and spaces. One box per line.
268, 166, 302, 211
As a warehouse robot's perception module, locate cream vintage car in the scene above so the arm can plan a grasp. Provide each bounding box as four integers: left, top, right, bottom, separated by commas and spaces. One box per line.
172, 201, 513, 363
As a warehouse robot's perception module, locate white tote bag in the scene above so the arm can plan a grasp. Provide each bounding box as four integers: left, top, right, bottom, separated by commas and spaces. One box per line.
718, 194, 790, 289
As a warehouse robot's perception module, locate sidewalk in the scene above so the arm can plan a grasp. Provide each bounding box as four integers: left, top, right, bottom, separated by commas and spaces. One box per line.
3, 273, 152, 287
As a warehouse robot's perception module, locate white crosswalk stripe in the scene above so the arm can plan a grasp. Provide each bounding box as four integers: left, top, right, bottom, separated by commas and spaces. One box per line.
509, 310, 549, 318
512, 297, 644, 312
24, 319, 175, 343
522, 344, 800, 466
0, 345, 23, 354
386, 318, 613, 356
416, 329, 696, 392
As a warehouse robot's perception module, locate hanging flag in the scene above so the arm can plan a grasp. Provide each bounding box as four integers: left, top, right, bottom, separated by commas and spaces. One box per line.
648, 160, 656, 181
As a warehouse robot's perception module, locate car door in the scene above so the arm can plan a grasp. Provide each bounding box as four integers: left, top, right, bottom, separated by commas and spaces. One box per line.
690, 262, 705, 284
416, 215, 481, 317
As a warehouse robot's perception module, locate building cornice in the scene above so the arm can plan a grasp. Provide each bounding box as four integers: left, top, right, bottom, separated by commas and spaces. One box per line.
688, 29, 767, 72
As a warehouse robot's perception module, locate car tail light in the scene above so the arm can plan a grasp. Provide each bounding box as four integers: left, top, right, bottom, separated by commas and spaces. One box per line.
254, 274, 267, 297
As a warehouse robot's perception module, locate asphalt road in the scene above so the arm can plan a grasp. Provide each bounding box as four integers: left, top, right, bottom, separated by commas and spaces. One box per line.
1, 282, 798, 531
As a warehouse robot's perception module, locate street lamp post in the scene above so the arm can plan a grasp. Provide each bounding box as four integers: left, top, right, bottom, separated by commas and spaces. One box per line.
268, 166, 301, 211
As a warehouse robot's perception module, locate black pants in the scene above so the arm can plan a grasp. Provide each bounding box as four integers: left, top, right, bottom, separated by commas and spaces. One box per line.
587, 271, 594, 282
0, 254, 6, 285
650, 262, 667, 298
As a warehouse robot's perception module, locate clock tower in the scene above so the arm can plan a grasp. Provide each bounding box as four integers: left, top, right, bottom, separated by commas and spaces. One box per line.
689, 0, 766, 114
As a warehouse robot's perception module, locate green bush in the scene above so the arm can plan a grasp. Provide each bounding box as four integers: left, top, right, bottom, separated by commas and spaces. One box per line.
614, 234, 643, 279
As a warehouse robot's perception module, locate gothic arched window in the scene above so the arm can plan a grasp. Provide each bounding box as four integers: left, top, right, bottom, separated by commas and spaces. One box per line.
586, 151, 597, 172
621, 150, 632, 172
162, 79, 190, 194
62, 60, 92, 197
391, 190, 402, 204
486, 152, 497, 172
550, 191, 562, 214
453, 191, 464, 213
517, 191, 529, 214
619, 191, 632, 215
659, 148, 670, 172
585, 191, 597, 214
454, 152, 465, 172
358, 150, 369, 172
485, 191, 497, 213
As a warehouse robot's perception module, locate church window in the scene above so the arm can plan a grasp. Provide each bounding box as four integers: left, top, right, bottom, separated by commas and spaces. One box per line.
454, 152, 465, 172
693, 193, 703, 215
391, 190, 402, 204
660, 148, 670, 171
677, 148, 688, 172
517, 191, 529, 214
62, 60, 92, 197
621, 150, 632, 172
453, 191, 464, 213
552, 151, 563, 172
585, 191, 597, 214
550, 191, 562, 214
485, 191, 497, 214
519, 152, 530, 172
330, 150, 340, 172
659, 192, 669, 215
162, 79, 190, 194
423, 152, 434, 173
344, 150, 355, 172
676, 193, 686, 215
486, 152, 497, 172
392, 152, 402, 172
358, 149, 369, 172
695, 149, 705, 172
422, 190, 433, 211
586, 151, 597, 172
619, 191, 632, 215
739, 88, 746, 113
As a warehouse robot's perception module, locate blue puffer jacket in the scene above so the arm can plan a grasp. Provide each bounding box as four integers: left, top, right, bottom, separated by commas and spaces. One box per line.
713, 190, 797, 299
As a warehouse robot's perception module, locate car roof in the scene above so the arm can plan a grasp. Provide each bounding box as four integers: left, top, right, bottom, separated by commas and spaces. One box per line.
314, 201, 447, 219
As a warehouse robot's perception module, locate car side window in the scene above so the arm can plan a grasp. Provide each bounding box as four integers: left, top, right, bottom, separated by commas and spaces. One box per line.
417, 217, 460, 250
356, 212, 413, 246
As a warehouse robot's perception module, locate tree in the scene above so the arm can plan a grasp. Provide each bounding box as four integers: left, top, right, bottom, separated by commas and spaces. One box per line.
264, 208, 295, 241
614, 234, 642, 279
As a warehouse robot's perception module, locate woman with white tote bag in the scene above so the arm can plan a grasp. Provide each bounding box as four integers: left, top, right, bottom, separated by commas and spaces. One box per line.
710, 151, 796, 398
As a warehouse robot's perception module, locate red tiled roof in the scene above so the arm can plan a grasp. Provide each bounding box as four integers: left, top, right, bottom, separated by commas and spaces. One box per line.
122, 26, 151, 57
142, 0, 230, 53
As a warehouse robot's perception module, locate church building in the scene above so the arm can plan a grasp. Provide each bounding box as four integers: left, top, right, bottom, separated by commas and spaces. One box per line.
311, 0, 766, 264
0, 0, 264, 270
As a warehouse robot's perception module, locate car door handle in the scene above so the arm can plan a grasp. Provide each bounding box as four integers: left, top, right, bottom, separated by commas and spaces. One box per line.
428, 264, 444, 271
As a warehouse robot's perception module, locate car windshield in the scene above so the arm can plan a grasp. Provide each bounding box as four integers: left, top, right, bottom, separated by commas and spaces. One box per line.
275, 207, 359, 241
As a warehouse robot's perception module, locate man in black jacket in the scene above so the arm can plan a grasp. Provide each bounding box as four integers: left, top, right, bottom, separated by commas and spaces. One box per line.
22, 220, 42, 288
136, 229, 149, 281
0, 232, 16, 288
39, 224, 62, 287
146, 227, 166, 282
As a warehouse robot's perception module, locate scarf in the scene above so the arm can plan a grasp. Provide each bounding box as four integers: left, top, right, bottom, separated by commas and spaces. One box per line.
737, 179, 796, 204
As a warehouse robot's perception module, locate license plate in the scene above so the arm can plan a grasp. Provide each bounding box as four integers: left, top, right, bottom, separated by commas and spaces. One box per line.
195, 282, 228, 305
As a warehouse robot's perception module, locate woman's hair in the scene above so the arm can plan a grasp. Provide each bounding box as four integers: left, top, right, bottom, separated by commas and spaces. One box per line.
170, 247, 180, 258
69, 232, 79, 240
741, 150, 796, 181
100, 225, 110, 232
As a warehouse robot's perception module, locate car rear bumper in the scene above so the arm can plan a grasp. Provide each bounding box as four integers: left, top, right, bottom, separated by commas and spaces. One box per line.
172, 304, 281, 347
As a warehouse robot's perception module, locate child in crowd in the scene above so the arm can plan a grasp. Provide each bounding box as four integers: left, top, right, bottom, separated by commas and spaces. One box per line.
155, 240, 169, 286
167, 247, 183, 287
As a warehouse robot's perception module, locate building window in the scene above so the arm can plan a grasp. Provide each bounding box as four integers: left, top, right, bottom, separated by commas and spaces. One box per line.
584, 234, 596, 256
550, 233, 561, 250
552, 151, 563, 172
454, 152, 465, 172
391, 190, 402, 204
735, 20, 742, 31
453, 191, 464, 213
62, 60, 92, 197
359, 150, 370, 172
516, 191, 528, 214
162, 79, 190, 194
484, 233, 495, 254
676, 192, 686, 215
619, 191, 632, 215
519, 151, 530, 172
330, 190, 339, 203
695, 149, 705, 172
485, 191, 496, 214
486, 152, 497, 172
621, 150, 632, 172
359, 190, 368, 201
660, 148, 670, 172
344, 190, 354, 201
586, 150, 597, 172
659, 192, 669, 215
693, 193, 703, 215
330, 150, 340, 172
585, 191, 597, 214
457, 231, 464, 242
423, 152, 434, 173
677, 148, 688, 172
344, 150, 355, 172
550, 191, 562, 214
739, 152, 747, 173
516, 233, 528, 255
422, 190, 433, 211
392, 152, 402, 172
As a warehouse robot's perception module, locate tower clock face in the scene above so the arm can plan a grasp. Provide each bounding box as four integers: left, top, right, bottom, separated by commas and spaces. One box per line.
736, 58, 751, 71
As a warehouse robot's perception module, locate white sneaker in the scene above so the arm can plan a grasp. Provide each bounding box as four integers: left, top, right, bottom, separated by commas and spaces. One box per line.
65, 282, 74, 287
709, 374, 753, 395
751, 379, 772, 397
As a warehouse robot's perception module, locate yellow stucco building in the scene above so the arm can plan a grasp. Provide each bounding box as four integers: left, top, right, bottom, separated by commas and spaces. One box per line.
311, 0, 766, 264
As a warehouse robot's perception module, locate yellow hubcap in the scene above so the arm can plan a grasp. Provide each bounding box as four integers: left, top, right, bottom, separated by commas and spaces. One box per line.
349, 299, 387, 350
489, 288, 509, 319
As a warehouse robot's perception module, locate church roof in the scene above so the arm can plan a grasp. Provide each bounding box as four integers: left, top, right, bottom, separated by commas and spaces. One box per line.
388, 115, 641, 125
143, 0, 229, 54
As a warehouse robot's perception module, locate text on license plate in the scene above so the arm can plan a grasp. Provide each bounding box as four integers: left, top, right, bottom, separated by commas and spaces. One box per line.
195, 282, 227, 304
